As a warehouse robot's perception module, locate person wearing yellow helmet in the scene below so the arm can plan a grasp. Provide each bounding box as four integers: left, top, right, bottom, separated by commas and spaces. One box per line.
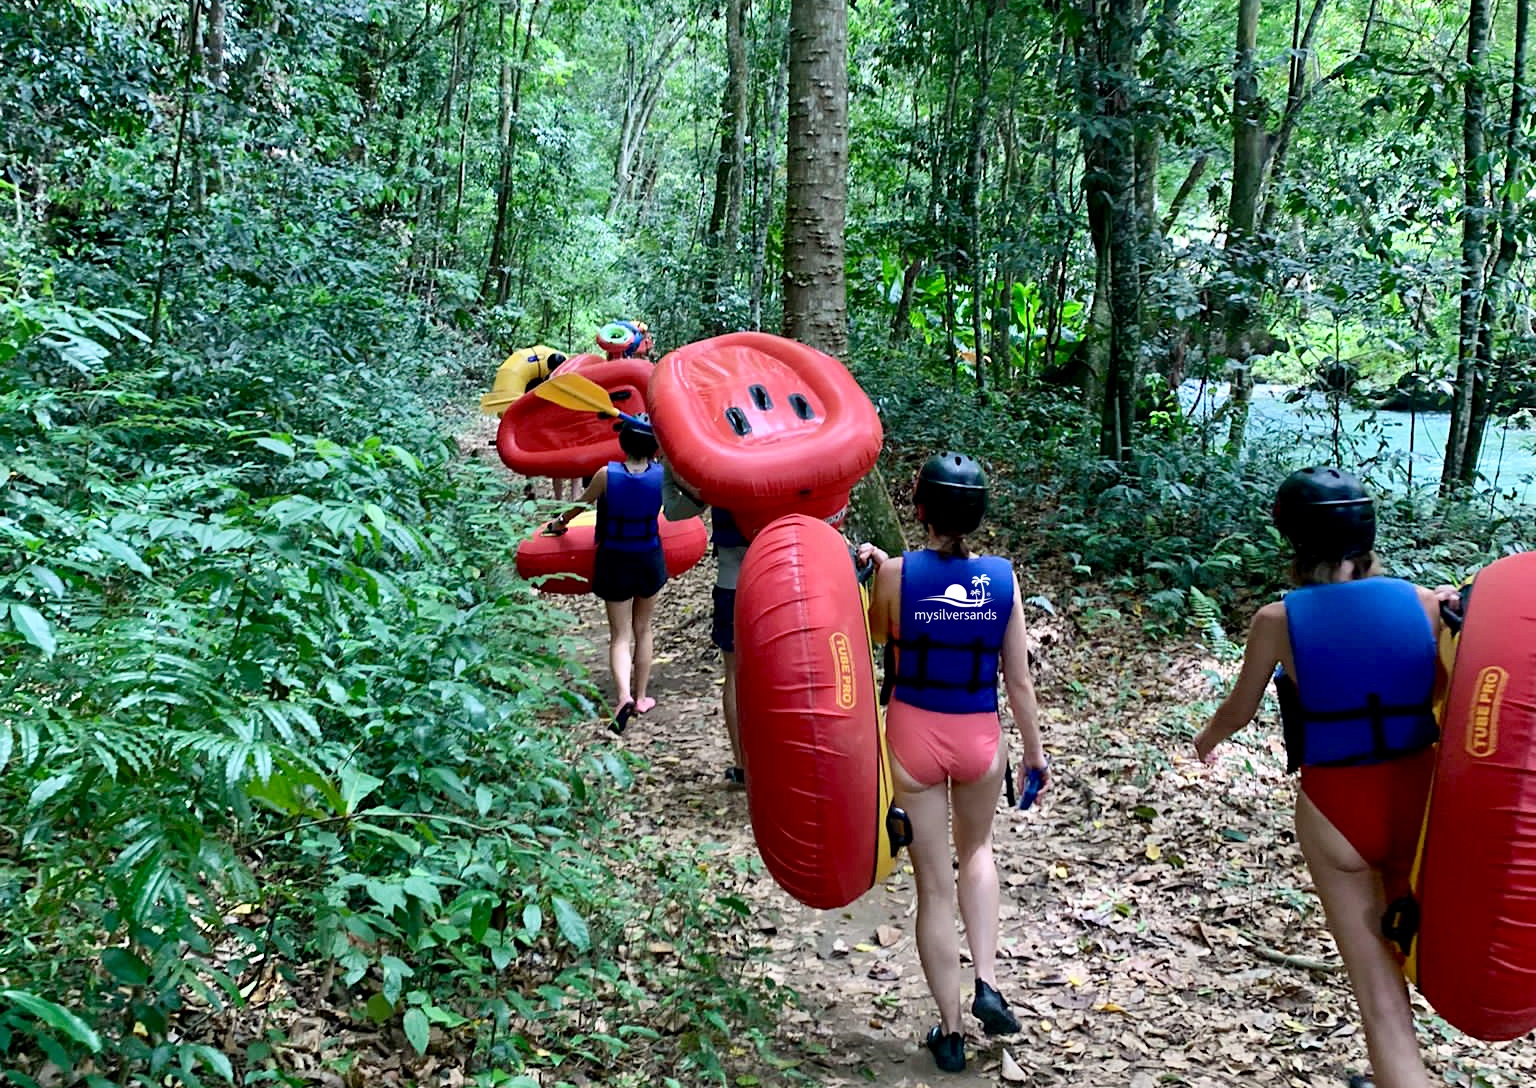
480, 344, 579, 501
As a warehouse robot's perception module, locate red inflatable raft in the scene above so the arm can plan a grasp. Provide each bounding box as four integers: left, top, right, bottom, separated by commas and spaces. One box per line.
513, 510, 707, 595
735, 515, 903, 909
648, 333, 882, 539
496, 359, 652, 478
1395, 550, 1536, 1040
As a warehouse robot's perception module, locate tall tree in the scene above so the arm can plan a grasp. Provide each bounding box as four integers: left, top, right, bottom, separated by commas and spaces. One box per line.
481, 0, 540, 307
1458, 0, 1529, 486
1443, 0, 1493, 490
1077, 0, 1142, 461
1219, 0, 1264, 451
703, 0, 751, 333
782, 0, 901, 552
1219, 0, 1331, 452
782, 0, 849, 355
1100, 0, 1141, 461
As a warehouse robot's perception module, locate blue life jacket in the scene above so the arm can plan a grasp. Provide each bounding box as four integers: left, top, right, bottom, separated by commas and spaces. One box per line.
597, 461, 662, 552
891, 550, 1012, 714
1277, 577, 1438, 772
712, 508, 749, 550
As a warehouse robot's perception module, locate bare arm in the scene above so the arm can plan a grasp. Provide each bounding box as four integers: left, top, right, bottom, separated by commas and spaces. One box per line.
1194, 602, 1286, 761
863, 551, 899, 646
1000, 573, 1048, 780
551, 468, 607, 530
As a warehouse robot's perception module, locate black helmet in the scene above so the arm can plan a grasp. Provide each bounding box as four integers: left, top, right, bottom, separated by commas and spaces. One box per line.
1272, 466, 1376, 561
914, 451, 988, 535
616, 412, 658, 458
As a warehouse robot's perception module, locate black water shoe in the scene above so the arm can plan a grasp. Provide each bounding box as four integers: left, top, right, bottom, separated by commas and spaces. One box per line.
972, 980, 1020, 1035
924, 1026, 965, 1073
724, 766, 746, 787
610, 701, 635, 735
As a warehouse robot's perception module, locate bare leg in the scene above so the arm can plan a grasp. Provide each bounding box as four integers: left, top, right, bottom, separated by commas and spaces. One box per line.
605, 599, 635, 708
895, 759, 963, 1034
552, 478, 568, 502
951, 741, 1006, 989
721, 650, 742, 765
1295, 792, 1430, 1088
631, 591, 658, 712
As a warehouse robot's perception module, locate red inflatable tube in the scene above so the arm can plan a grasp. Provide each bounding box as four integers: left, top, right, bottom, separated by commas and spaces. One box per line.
496, 359, 652, 478
735, 515, 897, 909
648, 332, 883, 539
1412, 550, 1536, 1040
513, 511, 707, 595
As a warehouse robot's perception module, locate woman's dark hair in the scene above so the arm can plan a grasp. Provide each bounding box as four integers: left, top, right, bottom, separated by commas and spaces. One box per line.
617, 414, 658, 459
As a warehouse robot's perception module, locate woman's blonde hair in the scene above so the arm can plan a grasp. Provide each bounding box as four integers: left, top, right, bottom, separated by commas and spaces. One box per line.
1291, 550, 1382, 586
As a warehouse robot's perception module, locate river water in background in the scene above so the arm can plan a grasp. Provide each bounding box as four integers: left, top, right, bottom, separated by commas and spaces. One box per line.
1179, 381, 1536, 508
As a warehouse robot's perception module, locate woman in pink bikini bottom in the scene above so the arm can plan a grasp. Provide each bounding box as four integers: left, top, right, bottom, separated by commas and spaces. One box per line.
858, 451, 1050, 1075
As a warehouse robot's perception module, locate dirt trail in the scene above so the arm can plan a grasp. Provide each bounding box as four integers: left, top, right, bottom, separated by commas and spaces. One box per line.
551, 551, 1536, 1088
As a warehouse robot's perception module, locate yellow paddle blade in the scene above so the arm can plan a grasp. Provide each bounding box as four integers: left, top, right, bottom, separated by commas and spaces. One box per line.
531, 373, 621, 417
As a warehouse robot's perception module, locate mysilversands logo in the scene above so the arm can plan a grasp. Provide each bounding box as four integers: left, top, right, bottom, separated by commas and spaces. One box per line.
914, 576, 999, 622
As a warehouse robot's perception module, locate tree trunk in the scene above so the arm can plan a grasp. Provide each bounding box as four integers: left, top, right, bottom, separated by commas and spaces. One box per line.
890, 260, 922, 345
782, 0, 849, 356
609, 19, 690, 218
1076, 18, 1111, 407
481, 0, 539, 307
703, 0, 750, 333
963, 0, 1004, 396
1443, 0, 1492, 490
1463, 0, 1529, 483
750, 24, 788, 328
1222, 0, 1264, 453
1255, 0, 1330, 239
1100, 0, 1142, 461
783, 0, 900, 553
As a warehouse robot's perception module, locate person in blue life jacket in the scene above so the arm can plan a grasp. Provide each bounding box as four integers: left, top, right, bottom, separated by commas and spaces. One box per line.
856, 452, 1050, 1075
552, 414, 667, 733
661, 463, 750, 786
1193, 467, 1460, 1088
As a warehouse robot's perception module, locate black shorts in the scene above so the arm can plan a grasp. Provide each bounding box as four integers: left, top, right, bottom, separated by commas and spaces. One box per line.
591, 545, 667, 602
711, 586, 736, 652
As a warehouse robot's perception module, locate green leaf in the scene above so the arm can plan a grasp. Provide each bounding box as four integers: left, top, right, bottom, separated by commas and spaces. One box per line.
551, 896, 590, 952
365, 993, 395, 1023
101, 948, 150, 987
10, 602, 56, 655
1219, 827, 1250, 843
89, 533, 152, 576
0, 990, 102, 1051
339, 766, 383, 815
27, 772, 75, 809
402, 1007, 430, 1055
254, 436, 296, 459
28, 566, 65, 597
365, 880, 407, 917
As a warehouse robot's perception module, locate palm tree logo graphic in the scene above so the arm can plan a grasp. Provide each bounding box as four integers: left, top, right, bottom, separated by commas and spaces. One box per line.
970, 573, 991, 602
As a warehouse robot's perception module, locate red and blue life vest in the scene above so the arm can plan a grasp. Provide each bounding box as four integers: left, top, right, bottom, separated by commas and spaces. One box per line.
597, 461, 662, 552
891, 550, 1012, 714
1277, 576, 1438, 772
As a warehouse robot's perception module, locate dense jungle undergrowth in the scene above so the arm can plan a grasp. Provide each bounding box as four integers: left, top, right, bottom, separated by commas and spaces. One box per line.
6, 0, 1536, 1083
0, 161, 794, 1082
